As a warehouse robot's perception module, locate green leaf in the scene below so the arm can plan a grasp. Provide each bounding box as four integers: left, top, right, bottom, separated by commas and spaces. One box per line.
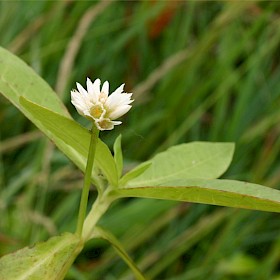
117, 179, 280, 213
125, 142, 235, 187
120, 161, 152, 187
113, 134, 123, 178
0, 232, 83, 280
19, 97, 118, 187
91, 226, 147, 280
0, 46, 68, 115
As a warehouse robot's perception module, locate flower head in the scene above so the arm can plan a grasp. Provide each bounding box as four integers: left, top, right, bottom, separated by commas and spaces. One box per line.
71, 78, 133, 130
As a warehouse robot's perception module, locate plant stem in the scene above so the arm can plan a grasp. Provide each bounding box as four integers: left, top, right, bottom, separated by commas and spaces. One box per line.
76, 124, 99, 236
82, 187, 116, 241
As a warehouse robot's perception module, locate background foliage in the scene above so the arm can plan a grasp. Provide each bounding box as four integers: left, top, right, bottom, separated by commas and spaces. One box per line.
1, 1, 280, 279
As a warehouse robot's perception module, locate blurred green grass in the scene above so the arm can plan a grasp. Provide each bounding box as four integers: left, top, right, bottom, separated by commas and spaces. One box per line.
1, 1, 280, 279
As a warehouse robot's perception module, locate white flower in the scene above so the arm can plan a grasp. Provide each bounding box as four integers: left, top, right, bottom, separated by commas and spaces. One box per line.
71, 78, 133, 130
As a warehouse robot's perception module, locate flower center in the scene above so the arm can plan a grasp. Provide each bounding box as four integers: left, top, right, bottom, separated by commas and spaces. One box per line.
90, 104, 104, 119
97, 119, 113, 130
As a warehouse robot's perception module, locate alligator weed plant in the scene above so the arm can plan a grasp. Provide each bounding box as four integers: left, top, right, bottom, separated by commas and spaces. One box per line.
1, 47, 280, 280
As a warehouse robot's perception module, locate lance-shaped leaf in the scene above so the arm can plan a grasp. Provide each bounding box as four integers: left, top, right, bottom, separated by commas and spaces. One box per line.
117, 179, 280, 213
124, 142, 234, 187
0, 232, 83, 280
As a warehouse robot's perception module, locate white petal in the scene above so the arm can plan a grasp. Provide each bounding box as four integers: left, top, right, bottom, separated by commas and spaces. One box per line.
71, 89, 85, 103
89, 79, 99, 103
101, 81, 109, 97
71, 90, 89, 114
76, 82, 87, 96
124, 93, 134, 104
111, 120, 122, 125
86, 77, 92, 90
71, 91, 89, 109
105, 92, 118, 107
116, 93, 134, 106
71, 101, 87, 116
109, 105, 132, 119
112, 83, 125, 95
86, 78, 93, 94
92, 78, 101, 96
105, 92, 133, 110
110, 120, 122, 128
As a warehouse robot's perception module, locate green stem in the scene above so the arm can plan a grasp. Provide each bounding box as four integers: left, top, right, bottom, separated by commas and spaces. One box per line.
76, 124, 99, 236
82, 188, 116, 241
